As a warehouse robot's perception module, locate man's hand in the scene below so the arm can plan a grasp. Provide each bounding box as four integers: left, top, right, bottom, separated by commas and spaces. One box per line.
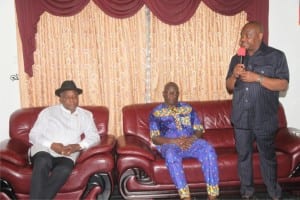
226, 64, 245, 93
174, 136, 197, 151
51, 143, 64, 154
233, 64, 245, 78
51, 143, 81, 156
63, 144, 81, 156
239, 70, 259, 82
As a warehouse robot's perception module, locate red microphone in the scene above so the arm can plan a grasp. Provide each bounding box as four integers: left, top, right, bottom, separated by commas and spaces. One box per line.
237, 47, 246, 64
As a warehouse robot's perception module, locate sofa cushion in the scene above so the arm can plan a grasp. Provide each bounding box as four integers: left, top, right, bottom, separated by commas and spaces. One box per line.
151, 150, 292, 185
152, 148, 239, 184
190, 100, 233, 130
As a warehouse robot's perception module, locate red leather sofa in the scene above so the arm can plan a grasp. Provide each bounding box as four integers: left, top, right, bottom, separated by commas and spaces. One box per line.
116, 100, 300, 199
0, 106, 116, 200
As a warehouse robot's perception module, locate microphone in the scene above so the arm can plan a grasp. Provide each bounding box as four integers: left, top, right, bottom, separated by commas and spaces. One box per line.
237, 47, 246, 64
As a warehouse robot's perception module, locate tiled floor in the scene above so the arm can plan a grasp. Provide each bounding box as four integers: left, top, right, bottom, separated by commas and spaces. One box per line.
110, 186, 300, 200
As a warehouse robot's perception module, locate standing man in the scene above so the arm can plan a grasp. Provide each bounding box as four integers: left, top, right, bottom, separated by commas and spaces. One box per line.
29, 80, 100, 199
226, 21, 289, 200
149, 82, 219, 200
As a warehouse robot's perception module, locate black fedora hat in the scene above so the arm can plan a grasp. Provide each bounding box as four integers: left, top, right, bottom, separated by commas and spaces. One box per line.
55, 80, 83, 97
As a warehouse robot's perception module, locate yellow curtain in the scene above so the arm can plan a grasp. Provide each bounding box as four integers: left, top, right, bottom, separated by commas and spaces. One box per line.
18, 2, 247, 137
150, 3, 247, 101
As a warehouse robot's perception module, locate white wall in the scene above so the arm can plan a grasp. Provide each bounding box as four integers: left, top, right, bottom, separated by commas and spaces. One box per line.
269, 0, 300, 128
0, 1, 20, 141
0, 1, 299, 141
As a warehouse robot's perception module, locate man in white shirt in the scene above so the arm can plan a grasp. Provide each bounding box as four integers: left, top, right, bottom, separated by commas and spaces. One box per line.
29, 80, 100, 199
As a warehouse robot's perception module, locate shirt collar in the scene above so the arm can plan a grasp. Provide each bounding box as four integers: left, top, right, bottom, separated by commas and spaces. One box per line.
59, 104, 78, 115
252, 42, 267, 57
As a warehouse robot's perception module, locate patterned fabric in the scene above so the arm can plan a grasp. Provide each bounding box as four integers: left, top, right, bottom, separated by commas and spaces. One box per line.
149, 102, 219, 197
178, 185, 190, 199
207, 184, 220, 197
150, 102, 204, 139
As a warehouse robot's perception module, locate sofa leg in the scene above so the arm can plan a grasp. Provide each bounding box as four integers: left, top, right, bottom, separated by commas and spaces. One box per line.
0, 178, 17, 200
81, 173, 111, 200
119, 168, 165, 199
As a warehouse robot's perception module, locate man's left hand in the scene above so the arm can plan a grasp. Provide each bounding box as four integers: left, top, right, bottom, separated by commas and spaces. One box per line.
239, 70, 258, 82
177, 136, 197, 151
61, 144, 81, 156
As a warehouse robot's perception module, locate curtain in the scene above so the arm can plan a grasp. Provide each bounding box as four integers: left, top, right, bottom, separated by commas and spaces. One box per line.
15, 0, 268, 77
17, 2, 247, 137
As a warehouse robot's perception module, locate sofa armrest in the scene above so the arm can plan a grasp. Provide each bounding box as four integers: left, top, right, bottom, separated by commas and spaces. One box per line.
117, 135, 155, 161
0, 138, 30, 166
275, 128, 300, 154
76, 135, 116, 163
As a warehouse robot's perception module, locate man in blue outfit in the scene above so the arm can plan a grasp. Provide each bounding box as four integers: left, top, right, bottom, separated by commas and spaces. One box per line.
226, 21, 289, 200
149, 82, 219, 200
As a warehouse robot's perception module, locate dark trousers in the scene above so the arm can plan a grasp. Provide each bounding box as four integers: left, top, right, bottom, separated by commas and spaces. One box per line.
234, 128, 282, 198
30, 151, 74, 200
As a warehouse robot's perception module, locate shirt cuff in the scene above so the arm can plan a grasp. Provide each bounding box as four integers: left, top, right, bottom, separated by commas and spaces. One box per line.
43, 141, 52, 149
78, 142, 87, 150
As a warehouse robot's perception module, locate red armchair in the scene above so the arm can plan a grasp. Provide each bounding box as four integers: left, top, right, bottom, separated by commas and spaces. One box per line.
0, 106, 116, 200
116, 100, 300, 199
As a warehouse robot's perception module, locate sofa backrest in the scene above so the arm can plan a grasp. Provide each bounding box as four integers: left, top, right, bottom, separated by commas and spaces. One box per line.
9, 106, 109, 143
189, 100, 232, 129
122, 99, 287, 148
189, 100, 235, 148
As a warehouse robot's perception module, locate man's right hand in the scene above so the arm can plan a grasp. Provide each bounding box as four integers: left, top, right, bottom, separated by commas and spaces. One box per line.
174, 136, 196, 151
233, 64, 245, 78
51, 143, 82, 156
50, 143, 64, 154
226, 64, 245, 93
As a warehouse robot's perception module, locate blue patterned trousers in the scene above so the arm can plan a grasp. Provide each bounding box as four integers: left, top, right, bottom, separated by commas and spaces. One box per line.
158, 139, 219, 196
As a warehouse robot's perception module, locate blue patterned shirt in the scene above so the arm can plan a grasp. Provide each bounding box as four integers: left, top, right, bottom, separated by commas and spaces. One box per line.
149, 102, 204, 140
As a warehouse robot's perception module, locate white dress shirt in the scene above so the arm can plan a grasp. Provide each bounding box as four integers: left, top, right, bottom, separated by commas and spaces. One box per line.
29, 104, 100, 162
